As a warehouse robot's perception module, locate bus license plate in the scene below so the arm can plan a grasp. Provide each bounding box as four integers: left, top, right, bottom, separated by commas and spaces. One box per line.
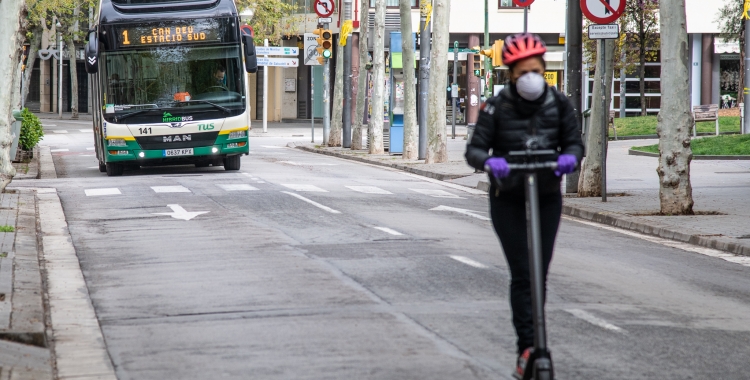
163, 148, 194, 157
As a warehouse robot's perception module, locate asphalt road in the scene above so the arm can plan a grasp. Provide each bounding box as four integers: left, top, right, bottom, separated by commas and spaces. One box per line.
22, 119, 750, 379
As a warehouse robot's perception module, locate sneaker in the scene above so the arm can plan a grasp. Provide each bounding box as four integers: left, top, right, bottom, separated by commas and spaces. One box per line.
512, 347, 533, 380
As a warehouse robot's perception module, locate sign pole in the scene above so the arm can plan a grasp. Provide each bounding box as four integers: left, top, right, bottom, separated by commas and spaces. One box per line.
600, 38, 607, 202
323, 22, 331, 146
523, 6, 528, 33
312, 67, 315, 143
452, 41, 458, 139
342, 0, 353, 148
263, 39, 268, 133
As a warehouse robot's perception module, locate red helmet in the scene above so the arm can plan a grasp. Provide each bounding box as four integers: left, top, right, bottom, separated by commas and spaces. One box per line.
501, 33, 547, 66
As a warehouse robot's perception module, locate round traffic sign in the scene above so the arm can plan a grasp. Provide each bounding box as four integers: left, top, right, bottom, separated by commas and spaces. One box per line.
512, 0, 535, 6
581, 0, 625, 24
314, 0, 335, 18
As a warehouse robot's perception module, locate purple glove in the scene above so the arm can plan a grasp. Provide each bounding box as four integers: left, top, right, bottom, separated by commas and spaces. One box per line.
555, 154, 577, 177
484, 157, 510, 178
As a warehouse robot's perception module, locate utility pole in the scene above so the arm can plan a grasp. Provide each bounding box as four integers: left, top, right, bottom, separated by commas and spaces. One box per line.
564, 0, 583, 193
745, 10, 750, 134
483, 0, 491, 98
452, 41, 458, 139
323, 23, 331, 146
343, 0, 353, 148
263, 39, 268, 133
600, 38, 607, 202
418, 0, 431, 159
58, 29, 63, 118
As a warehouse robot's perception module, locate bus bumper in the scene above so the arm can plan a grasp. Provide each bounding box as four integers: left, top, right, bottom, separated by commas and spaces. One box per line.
105, 143, 249, 163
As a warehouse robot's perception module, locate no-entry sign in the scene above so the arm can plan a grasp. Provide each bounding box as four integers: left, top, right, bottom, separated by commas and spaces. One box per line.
581, 0, 625, 24
314, 0, 335, 18
512, 0, 535, 6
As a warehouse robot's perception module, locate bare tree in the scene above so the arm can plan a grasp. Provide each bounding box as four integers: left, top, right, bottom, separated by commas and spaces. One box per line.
351, 0, 369, 150
328, 44, 345, 146
22, 31, 42, 108
400, 0, 417, 159
369, 0, 386, 154
0, 0, 25, 190
578, 39, 615, 197
657, 0, 693, 214
425, 0, 450, 163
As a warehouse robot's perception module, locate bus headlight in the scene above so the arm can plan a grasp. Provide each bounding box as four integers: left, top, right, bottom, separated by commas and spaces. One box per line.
228, 130, 246, 139
138, 152, 145, 158
108, 138, 127, 147
212, 147, 219, 153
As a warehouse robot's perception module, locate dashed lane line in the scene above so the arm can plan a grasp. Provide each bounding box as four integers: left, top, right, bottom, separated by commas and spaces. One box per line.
281, 184, 328, 192
151, 186, 191, 193
373, 227, 404, 236
52, 130, 68, 133
430, 205, 491, 221
347, 186, 393, 195
84, 188, 121, 196
410, 189, 463, 198
449, 255, 489, 269
216, 184, 259, 191
50, 149, 69, 152
562, 216, 750, 268
565, 309, 626, 333
281, 191, 341, 214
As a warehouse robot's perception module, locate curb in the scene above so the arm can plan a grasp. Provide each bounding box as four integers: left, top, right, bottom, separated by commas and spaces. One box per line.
611, 131, 740, 141
628, 149, 750, 160
290, 143, 470, 181
38, 146, 57, 179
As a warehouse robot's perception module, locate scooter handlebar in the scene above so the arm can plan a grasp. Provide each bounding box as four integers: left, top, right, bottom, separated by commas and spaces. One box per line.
507, 162, 558, 171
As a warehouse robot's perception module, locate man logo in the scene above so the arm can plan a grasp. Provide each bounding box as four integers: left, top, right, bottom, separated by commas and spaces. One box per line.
169, 122, 184, 128
163, 135, 192, 143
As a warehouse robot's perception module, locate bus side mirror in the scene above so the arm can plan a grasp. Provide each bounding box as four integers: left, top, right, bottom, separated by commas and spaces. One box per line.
85, 31, 99, 74
243, 35, 257, 74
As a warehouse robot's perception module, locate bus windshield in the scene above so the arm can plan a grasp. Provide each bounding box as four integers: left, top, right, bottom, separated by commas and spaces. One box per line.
101, 45, 245, 123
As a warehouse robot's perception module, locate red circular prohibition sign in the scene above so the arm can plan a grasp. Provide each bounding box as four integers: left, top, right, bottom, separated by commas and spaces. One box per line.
581, 0, 625, 24
512, 0, 535, 6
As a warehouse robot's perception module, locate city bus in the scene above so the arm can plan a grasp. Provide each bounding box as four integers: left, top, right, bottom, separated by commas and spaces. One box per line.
84, 0, 257, 176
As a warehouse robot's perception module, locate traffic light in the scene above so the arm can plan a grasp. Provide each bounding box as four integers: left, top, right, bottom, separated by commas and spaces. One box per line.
477, 40, 504, 67
21, 45, 29, 71
472, 54, 482, 77
313, 28, 333, 64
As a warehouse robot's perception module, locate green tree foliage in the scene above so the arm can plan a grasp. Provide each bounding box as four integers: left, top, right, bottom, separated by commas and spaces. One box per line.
235, 0, 301, 45
19, 108, 44, 151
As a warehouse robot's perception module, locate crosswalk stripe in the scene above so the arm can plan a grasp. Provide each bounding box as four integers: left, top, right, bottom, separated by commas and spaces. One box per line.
51, 149, 69, 152
347, 186, 393, 194
52, 130, 69, 134
281, 184, 327, 192
151, 186, 191, 193
281, 191, 340, 214
85, 188, 121, 196
80, 129, 92, 133
410, 189, 462, 198
86, 147, 95, 151
216, 184, 259, 191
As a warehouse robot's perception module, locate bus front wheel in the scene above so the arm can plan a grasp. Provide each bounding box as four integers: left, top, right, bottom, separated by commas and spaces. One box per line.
106, 163, 124, 176
223, 155, 241, 171
98, 162, 106, 173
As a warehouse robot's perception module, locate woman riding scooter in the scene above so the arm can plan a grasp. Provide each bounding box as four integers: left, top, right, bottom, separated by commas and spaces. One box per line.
465, 33, 584, 379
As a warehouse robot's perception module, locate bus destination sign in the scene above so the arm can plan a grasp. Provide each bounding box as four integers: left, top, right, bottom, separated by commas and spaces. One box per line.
116, 20, 223, 47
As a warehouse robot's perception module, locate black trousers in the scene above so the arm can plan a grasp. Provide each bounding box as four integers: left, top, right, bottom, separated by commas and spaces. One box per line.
490, 189, 562, 354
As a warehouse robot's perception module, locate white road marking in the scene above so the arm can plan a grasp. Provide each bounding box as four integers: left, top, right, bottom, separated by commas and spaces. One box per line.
282, 184, 328, 192
278, 161, 338, 166
261, 145, 285, 149
410, 189, 462, 198
79, 129, 92, 133
151, 186, 191, 193
281, 191, 341, 214
152, 204, 208, 221
566, 309, 626, 333
347, 186, 393, 194
50, 149, 69, 152
373, 226, 404, 236
86, 147, 95, 150
257, 181, 266, 184
217, 184, 259, 191
449, 255, 489, 269
563, 216, 750, 268
85, 188, 121, 196
42, 124, 57, 127
80, 155, 95, 157
398, 172, 487, 195
431, 205, 491, 221
241, 173, 253, 177
52, 130, 68, 133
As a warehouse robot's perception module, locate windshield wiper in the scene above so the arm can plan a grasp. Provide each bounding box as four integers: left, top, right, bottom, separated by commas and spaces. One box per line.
114, 109, 158, 123
174, 100, 231, 115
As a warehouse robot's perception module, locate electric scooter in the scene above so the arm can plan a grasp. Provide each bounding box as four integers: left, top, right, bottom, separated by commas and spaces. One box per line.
488, 144, 558, 380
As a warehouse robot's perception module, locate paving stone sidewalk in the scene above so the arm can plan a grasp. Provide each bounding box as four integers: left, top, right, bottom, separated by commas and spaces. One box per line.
292, 137, 750, 256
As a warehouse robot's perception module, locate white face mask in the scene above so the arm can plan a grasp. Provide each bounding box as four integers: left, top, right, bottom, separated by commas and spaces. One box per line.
516, 72, 546, 101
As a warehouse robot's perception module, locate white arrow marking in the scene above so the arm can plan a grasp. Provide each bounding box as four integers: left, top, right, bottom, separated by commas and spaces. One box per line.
430, 205, 490, 221
565, 309, 625, 333
449, 255, 489, 269
152, 204, 209, 221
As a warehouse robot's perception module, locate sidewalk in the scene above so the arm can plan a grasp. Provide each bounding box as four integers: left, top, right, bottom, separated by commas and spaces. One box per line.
292, 136, 750, 256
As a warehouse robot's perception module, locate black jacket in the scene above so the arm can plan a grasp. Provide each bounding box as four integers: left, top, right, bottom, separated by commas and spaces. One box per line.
465, 84, 584, 195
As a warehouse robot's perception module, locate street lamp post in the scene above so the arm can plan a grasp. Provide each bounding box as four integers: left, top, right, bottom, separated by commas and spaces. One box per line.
57, 21, 63, 119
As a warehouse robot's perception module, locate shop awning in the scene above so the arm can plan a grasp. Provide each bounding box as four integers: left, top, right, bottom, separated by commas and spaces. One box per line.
715, 38, 740, 54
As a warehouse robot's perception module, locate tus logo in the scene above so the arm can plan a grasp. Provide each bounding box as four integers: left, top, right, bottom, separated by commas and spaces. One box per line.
162, 112, 193, 123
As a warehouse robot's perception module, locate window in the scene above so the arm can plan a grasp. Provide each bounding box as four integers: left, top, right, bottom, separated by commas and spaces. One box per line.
370, 0, 418, 7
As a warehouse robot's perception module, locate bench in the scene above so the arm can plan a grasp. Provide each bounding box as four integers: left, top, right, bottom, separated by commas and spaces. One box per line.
692, 104, 719, 137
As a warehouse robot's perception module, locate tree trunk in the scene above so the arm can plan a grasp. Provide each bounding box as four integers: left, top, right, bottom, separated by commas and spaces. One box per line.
352, 0, 369, 150
0, 0, 25, 190
66, 39, 79, 119
657, 0, 694, 215
578, 39, 615, 197
400, 0, 418, 160
369, 0, 386, 154
22, 31, 42, 109
639, 38, 646, 116
425, 0, 450, 164
328, 43, 345, 146
738, 22, 745, 104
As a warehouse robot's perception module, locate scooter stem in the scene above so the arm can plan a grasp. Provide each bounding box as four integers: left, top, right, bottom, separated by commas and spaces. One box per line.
524, 173, 547, 351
